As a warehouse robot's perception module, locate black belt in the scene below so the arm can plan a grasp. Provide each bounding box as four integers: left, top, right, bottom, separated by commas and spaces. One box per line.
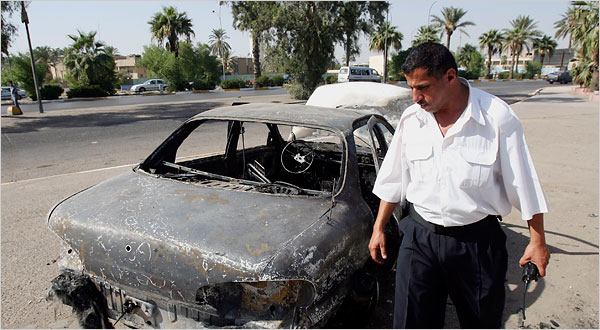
408, 203, 501, 236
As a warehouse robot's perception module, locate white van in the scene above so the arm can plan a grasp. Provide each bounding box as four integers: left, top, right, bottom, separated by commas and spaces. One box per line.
338, 66, 381, 83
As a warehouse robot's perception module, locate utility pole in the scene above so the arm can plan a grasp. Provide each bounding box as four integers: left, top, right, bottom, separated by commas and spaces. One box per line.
383, 8, 389, 84
427, 1, 438, 42
21, 1, 43, 113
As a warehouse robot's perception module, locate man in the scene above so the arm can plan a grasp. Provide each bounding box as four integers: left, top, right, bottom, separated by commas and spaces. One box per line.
368, 42, 549, 328
9, 80, 21, 110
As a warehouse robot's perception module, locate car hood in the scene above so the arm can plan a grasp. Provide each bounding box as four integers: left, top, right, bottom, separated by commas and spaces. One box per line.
48, 170, 333, 303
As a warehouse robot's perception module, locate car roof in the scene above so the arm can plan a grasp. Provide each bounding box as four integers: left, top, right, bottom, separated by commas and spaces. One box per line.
191, 103, 377, 132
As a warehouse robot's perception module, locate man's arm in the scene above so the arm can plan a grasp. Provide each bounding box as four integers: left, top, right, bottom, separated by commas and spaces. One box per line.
519, 213, 550, 277
368, 200, 398, 264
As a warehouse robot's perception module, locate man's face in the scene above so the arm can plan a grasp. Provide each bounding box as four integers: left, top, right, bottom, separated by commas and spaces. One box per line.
405, 68, 453, 113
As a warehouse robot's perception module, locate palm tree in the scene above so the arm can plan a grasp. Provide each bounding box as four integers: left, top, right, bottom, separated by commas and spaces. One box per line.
63, 30, 115, 91
148, 6, 194, 57
569, 1, 599, 90
369, 21, 403, 83
209, 28, 231, 81
479, 29, 504, 78
456, 44, 478, 70
220, 48, 237, 74
335, 1, 388, 66
533, 35, 558, 65
430, 6, 475, 49
554, 6, 578, 70
231, 1, 277, 86
412, 25, 441, 46
503, 15, 541, 78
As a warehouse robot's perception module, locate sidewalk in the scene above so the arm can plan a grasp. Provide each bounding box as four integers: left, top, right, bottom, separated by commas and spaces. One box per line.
498, 85, 598, 328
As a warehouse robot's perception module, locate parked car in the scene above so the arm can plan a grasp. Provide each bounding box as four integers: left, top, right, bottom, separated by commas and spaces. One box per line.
130, 79, 168, 93
338, 66, 381, 83
546, 71, 572, 84
47, 100, 403, 328
1, 86, 26, 100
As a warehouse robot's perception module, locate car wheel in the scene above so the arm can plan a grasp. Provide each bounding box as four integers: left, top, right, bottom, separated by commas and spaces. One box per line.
326, 270, 379, 328
138, 87, 146, 93
549, 81, 554, 84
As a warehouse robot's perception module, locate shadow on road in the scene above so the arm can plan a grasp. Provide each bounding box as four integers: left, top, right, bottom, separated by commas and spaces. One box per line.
327, 221, 598, 329
1, 101, 226, 134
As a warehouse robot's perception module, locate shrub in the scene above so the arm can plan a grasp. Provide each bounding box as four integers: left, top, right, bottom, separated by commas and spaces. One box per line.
41, 84, 64, 100
66, 85, 108, 98
457, 70, 479, 80
191, 79, 215, 91
220, 78, 247, 89
255, 75, 272, 87
270, 75, 284, 86
325, 75, 337, 84
497, 71, 510, 79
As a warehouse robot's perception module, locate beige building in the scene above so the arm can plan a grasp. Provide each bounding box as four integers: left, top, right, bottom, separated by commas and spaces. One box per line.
114, 54, 147, 80
234, 57, 254, 75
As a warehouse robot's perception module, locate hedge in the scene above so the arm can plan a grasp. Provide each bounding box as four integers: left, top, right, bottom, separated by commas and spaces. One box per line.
41, 85, 64, 100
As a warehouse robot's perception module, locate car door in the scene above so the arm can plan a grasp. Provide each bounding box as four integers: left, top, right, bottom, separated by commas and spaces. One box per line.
366, 116, 402, 223
147, 80, 157, 91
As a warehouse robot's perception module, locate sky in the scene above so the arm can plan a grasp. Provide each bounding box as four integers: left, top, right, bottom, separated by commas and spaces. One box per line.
8, 0, 572, 64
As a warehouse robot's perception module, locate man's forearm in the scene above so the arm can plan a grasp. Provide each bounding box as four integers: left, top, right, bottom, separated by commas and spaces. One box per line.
527, 213, 546, 244
374, 200, 398, 232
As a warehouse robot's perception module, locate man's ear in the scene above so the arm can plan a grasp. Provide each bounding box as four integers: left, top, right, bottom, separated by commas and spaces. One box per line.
445, 68, 457, 83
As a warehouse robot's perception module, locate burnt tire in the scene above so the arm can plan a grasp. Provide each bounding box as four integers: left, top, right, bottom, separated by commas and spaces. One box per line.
328, 271, 380, 328
48, 272, 113, 329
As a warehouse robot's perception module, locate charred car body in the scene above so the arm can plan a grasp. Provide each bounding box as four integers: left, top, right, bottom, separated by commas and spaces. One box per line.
47, 101, 402, 328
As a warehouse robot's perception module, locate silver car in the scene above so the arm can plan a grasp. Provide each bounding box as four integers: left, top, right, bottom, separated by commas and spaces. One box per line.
130, 79, 168, 93
1, 86, 26, 100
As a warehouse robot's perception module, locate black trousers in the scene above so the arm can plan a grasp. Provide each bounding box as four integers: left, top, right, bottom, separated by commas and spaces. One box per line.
393, 213, 508, 329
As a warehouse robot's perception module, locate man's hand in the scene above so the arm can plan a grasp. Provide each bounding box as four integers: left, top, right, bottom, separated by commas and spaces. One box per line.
519, 241, 550, 277
519, 213, 550, 277
369, 229, 387, 264
368, 200, 398, 264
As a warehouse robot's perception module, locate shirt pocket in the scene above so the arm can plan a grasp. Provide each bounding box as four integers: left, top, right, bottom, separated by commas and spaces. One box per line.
405, 143, 434, 183
457, 148, 497, 188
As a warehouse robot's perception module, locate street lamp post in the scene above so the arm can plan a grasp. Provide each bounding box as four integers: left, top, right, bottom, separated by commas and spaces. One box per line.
427, 1, 438, 42
20, 1, 43, 113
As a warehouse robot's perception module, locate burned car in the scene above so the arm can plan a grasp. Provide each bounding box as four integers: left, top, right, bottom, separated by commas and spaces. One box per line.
47, 102, 402, 328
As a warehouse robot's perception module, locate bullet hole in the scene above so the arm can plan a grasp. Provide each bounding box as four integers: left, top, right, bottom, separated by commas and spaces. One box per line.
67, 249, 73, 254
125, 245, 132, 252
146, 320, 152, 326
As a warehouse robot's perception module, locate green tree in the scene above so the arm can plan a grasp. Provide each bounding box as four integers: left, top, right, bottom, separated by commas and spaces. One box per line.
554, 6, 578, 69
7, 52, 46, 100
369, 21, 403, 82
267, 1, 339, 99
533, 35, 558, 65
503, 15, 541, 78
140, 42, 220, 91
479, 29, 504, 78
63, 30, 116, 94
33, 46, 64, 83
569, 1, 599, 90
1, 1, 20, 57
231, 1, 278, 86
456, 44, 478, 69
412, 25, 441, 46
335, 1, 389, 66
148, 6, 194, 57
430, 6, 475, 49
389, 47, 413, 80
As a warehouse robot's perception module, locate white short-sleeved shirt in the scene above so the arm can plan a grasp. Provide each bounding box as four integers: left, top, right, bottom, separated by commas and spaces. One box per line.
373, 79, 548, 226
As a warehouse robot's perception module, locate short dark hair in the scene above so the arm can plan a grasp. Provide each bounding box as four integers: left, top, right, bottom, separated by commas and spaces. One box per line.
401, 42, 457, 79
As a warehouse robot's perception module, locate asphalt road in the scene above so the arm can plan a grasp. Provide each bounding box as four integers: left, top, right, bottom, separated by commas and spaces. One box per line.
0, 81, 572, 328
